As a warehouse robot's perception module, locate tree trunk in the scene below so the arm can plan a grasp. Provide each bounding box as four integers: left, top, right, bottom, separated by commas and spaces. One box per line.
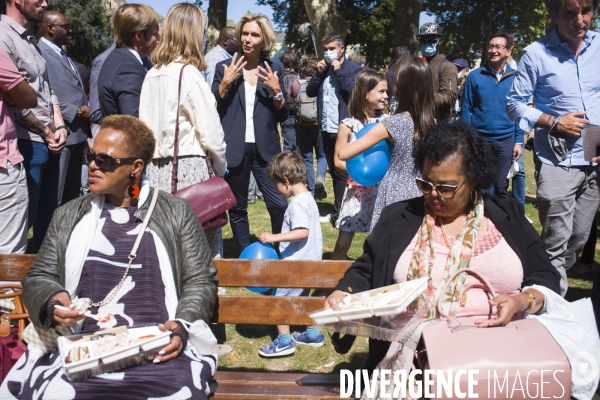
206, 0, 228, 52
393, 0, 423, 56
303, 0, 349, 58
480, 1, 494, 64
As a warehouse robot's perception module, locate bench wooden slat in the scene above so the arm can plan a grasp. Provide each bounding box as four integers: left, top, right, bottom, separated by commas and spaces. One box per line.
210, 385, 341, 399
0, 254, 35, 281
210, 372, 341, 399
214, 371, 340, 385
213, 259, 351, 288
215, 295, 325, 325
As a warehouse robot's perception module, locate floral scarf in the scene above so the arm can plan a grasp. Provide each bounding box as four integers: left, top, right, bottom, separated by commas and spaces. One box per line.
407, 197, 484, 318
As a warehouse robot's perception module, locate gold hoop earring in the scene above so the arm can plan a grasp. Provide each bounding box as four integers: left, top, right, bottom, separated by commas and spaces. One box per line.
471, 190, 478, 205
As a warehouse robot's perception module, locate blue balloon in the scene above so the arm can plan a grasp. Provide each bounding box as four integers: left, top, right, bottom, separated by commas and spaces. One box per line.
346, 122, 391, 187
239, 242, 278, 293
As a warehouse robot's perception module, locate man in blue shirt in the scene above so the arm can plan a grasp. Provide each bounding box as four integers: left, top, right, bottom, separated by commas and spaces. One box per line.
306, 33, 364, 226
506, 0, 600, 296
202, 27, 237, 87
462, 29, 523, 199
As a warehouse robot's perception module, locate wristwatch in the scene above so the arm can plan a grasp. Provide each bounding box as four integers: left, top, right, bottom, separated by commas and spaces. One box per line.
273, 92, 283, 101
55, 125, 71, 136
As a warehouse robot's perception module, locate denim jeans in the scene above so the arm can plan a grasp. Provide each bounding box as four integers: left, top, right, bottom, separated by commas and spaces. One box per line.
512, 151, 526, 206
17, 139, 49, 230
248, 171, 263, 201
281, 117, 297, 152
296, 126, 327, 194
486, 137, 514, 198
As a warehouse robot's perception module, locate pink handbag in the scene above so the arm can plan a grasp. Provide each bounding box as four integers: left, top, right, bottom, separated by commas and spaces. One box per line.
419, 269, 571, 399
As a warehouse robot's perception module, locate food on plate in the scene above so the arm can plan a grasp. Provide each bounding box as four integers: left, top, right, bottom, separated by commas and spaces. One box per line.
65, 346, 91, 363
96, 313, 113, 323
137, 335, 156, 341
95, 332, 135, 356
342, 287, 413, 310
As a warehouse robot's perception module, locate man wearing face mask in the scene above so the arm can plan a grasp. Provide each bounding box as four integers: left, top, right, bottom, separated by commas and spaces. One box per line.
416, 22, 457, 121
306, 32, 367, 226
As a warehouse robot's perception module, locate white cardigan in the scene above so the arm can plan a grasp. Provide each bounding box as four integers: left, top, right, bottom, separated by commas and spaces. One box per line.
140, 62, 227, 176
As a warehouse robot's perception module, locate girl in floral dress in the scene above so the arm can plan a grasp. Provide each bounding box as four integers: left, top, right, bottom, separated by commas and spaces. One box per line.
337, 56, 436, 232
331, 71, 388, 260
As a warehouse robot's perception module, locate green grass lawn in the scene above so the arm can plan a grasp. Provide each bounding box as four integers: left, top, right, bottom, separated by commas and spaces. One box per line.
216, 151, 597, 373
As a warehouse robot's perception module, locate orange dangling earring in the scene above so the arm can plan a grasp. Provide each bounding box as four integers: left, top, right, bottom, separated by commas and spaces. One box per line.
128, 173, 140, 199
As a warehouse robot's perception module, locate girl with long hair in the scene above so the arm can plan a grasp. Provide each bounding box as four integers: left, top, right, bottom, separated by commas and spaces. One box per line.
331, 71, 388, 259
337, 56, 435, 231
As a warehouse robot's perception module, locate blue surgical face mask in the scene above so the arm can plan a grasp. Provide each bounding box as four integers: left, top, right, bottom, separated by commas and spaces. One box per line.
324, 50, 339, 64
420, 43, 437, 57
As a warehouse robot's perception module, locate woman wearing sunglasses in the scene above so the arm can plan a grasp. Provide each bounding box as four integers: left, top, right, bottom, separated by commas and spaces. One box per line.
2, 115, 219, 399
325, 120, 560, 373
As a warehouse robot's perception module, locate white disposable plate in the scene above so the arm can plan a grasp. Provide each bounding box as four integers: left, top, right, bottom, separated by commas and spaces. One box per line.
59, 325, 172, 378
310, 278, 428, 325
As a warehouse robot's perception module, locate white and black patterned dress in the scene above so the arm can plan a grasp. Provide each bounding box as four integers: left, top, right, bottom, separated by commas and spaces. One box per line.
336, 117, 382, 233
1, 204, 216, 400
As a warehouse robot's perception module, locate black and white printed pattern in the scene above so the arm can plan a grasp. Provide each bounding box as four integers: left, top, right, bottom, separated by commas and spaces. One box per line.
0, 204, 216, 399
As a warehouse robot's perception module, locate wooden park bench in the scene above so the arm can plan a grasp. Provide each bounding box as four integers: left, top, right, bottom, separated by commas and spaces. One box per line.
1, 254, 353, 399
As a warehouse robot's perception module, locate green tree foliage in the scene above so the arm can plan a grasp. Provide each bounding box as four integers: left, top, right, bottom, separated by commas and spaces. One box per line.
259, 0, 398, 68
423, 0, 553, 64
48, 0, 112, 68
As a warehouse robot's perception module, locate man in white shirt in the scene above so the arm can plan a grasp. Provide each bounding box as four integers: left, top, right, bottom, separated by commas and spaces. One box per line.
202, 27, 237, 87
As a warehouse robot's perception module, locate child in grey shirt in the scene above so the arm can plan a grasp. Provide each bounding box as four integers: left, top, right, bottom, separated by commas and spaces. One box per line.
257, 152, 323, 357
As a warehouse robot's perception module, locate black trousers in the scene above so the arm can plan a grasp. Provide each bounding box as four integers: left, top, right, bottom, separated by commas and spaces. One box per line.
59, 141, 86, 205
322, 131, 348, 223
225, 143, 288, 253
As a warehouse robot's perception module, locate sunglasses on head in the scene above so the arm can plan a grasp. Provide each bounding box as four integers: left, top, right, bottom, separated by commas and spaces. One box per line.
85, 149, 139, 171
415, 177, 465, 199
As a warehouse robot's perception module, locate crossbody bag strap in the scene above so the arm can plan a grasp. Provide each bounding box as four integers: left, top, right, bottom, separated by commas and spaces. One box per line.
171, 64, 189, 194
205, 152, 215, 178
130, 188, 159, 261
90, 188, 159, 308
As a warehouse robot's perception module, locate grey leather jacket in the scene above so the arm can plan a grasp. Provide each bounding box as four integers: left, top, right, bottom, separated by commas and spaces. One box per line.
22, 188, 218, 329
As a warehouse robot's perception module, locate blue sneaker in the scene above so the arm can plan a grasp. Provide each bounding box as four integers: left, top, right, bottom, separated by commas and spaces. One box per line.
292, 331, 325, 347
258, 337, 295, 357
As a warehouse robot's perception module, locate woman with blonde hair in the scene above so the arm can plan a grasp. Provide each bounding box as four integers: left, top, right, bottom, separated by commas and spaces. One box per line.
212, 14, 289, 254
140, 2, 227, 258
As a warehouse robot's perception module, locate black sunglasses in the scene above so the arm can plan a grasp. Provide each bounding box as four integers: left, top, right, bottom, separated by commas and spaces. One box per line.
415, 177, 466, 199
86, 149, 139, 171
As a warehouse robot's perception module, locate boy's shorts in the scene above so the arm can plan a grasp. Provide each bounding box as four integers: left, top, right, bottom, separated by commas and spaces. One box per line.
273, 288, 310, 297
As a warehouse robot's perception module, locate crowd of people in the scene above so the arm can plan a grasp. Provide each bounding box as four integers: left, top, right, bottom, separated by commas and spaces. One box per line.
0, 0, 598, 397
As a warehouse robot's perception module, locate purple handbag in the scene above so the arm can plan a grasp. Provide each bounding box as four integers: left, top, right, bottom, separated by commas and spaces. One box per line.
170, 65, 236, 231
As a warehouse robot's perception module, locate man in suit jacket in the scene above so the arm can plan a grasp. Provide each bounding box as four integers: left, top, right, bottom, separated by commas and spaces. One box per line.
97, 4, 159, 118
38, 11, 90, 205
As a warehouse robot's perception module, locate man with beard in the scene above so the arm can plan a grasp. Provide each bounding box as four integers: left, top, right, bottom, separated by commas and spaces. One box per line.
507, 0, 600, 295
38, 11, 90, 205
0, 0, 68, 249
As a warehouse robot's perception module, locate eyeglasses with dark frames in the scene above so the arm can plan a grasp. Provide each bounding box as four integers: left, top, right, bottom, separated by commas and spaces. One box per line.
85, 149, 139, 171
487, 44, 507, 50
415, 177, 466, 199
